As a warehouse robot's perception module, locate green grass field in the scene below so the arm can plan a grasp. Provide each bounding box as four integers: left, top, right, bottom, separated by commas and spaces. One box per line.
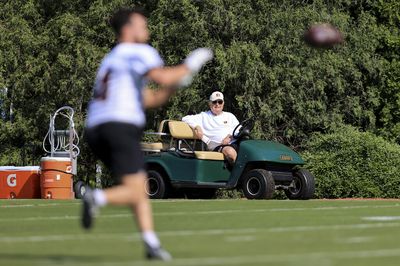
1, 199, 400, 266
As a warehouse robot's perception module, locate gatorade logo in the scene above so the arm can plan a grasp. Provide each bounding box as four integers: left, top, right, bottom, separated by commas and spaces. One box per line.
7, 174, 17, 187
66, 166, 72, 173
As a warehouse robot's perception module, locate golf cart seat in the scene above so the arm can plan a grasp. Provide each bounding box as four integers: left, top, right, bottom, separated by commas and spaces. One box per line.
141, 142, 164, 151
141, 120, 171, 152
194, 151, 224, 160
168, 121, 225, 161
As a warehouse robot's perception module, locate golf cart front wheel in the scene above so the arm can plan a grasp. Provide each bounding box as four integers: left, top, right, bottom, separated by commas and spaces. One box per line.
285, 168, 315, 200
146, 170, 169, 199
242, 169, 275, 200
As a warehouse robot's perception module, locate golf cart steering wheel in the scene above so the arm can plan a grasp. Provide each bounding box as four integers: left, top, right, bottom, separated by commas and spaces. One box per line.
232, 119, 254, 140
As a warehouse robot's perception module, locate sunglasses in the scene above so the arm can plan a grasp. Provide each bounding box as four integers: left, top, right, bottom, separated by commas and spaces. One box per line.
212, 100, 224, 105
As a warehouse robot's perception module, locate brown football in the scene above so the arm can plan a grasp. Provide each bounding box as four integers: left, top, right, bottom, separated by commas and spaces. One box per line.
304, 23, 344, 48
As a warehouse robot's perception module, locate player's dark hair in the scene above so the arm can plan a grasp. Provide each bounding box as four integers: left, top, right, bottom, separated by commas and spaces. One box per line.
109, 7, 146, 36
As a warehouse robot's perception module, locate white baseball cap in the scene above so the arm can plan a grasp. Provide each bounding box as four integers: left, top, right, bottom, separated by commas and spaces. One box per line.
209, 91, 224, 102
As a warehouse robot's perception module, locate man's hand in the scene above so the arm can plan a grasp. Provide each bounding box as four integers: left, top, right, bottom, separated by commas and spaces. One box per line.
194, 126, 204, 139
222, 135, 232, 145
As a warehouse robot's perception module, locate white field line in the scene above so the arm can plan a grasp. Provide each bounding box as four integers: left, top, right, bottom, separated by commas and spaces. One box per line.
0, 204, 399, 222
0, 213, 132, 222
0, 202, 80, 208
224, 235, 256, 242
0, 199, 232, 208
1, 222, 400, 243
339, 236, 374, 244
153, 203, 400, 216
362, 216, 400, 221
153, 249, 400, 266
0, 199, 234, 208
65, 248, 400, 266
152, 199, 239, 202
0, 204, 35, 208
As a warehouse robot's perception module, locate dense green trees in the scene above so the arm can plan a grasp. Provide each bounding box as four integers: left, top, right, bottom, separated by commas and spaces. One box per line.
0, 0, 399, 195
303, 125, 400, 198
151, 0, 400, 145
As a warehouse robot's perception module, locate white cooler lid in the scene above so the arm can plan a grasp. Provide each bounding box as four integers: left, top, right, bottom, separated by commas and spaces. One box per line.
0, 166, 40, 171
40, 157, 71, 162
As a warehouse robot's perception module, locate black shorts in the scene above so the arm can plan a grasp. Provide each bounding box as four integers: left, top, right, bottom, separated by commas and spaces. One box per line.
213, 143, 239, 152
85, 122, 144, 183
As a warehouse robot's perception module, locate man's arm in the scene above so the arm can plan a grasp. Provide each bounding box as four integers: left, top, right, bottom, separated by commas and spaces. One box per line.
193, 126, 204, 140
141, 87, 173, 109
142, 65, 189, 109
182, 114, 204, 140
147, 65, 190, 87
182, 114, 201, 128
142, 48, 213, 109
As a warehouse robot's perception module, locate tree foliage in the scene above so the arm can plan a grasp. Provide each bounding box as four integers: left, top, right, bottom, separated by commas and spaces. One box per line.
0, 0, 399, 188
303, 126, 400, 198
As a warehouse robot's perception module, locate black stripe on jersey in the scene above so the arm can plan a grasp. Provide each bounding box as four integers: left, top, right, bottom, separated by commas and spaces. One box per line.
94, 70, 111, 100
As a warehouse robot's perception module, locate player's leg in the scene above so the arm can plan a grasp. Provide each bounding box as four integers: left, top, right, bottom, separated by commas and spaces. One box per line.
98, 172, 147, 205
122, 173, 171, 260
91, 171, 170, 260
82, 123, 171, 260
82, 124, 111, 229
122, 172, 153, 231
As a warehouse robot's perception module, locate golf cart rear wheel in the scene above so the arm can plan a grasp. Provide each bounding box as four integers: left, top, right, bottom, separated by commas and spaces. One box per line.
146, 170, 169, 199
285, 168, 315, 200
242, 169, 275, 199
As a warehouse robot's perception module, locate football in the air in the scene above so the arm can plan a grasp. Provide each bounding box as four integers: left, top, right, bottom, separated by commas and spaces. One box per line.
304, 23, 344, 48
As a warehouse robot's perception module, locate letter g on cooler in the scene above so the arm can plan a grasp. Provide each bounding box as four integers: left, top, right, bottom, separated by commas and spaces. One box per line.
7, 174, 17, 187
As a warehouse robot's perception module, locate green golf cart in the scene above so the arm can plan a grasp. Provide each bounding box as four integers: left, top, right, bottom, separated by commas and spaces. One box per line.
142, 120, 315, 200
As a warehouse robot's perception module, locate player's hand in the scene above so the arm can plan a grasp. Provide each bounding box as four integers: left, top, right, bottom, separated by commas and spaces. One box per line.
184, 48, 213, 74
178, 48, 213, 88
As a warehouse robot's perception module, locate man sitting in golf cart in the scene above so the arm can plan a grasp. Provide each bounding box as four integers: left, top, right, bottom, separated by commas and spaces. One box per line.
182, 91, 239, 163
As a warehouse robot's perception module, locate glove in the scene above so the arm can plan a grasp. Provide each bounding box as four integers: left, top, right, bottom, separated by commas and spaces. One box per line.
178, 48, 213, 88
178, 73, 193, 87
184, 48, 213, 74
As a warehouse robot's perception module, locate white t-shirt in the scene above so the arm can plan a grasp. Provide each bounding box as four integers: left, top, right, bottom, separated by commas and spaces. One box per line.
182, 110, 240, 150
86, 43, 164, 128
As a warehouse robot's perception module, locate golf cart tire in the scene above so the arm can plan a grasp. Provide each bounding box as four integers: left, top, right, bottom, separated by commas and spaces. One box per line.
146, 170, 169, 199
242, 169, 275, 200
74, 180, 86, 199
285, 168, 315, 200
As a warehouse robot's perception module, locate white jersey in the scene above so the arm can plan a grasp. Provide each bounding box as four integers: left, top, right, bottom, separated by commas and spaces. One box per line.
86, 43, 164, 128
182, 110, 240, 150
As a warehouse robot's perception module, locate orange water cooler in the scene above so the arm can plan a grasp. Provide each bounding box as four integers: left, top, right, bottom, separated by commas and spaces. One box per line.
40, 157, 74, 199
0, 166, 41, 199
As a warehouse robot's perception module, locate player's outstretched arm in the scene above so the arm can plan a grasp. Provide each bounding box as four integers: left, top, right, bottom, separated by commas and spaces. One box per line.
146, 65, 190, 88
143, 48, 213, 109
142, 86, 176, 109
